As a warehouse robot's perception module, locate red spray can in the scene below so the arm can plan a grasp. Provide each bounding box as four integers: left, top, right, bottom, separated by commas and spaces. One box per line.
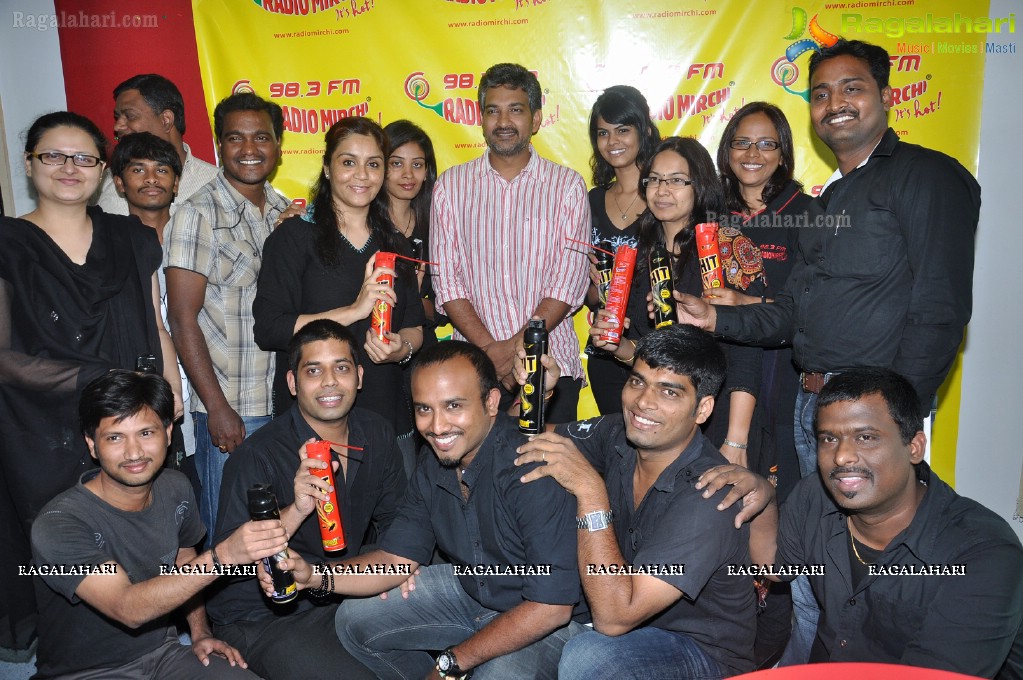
370, 252, 396, 344
696, 223, 725, 290
598, 245, 637, 345
306, 440, 346, 552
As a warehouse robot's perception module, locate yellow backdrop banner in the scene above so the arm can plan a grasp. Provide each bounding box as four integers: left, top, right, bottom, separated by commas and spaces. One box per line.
193, 0, 1003, 479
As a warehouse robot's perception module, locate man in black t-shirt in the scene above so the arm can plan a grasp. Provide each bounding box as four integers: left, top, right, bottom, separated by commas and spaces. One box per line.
30, 370, 284, 679
516, 325, 756, 679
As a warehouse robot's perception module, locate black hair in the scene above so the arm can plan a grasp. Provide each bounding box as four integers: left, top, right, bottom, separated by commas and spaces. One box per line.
213, 92, 284, 141
113, 73, 187, 135
637, 136, 724, 283
809, 38, 891, 91
288, 319, 360, 374
310, 117, 410, 276
634, 324, 726, 401
25, 111, 108, 162
383, 119, 438, 243
478, 63, 542, 113
588, 85, 661, 189
110, 131, 182, 178
412, 341, 500, 401
815, 368, 922, 445
79, 370, 174, 439
717, 101, 801, 212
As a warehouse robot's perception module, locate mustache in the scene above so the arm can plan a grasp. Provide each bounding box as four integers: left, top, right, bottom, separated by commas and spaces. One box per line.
828, 466, 873, 480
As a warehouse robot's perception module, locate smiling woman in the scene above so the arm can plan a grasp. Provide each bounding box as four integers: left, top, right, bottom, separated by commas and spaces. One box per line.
0, 111, 178, 649
254, 117, 425, 469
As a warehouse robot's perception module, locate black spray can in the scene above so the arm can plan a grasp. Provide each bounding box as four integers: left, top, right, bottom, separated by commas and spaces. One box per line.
247, 484, 297, 603
649, 242, 678, 329
594, 242, 614, 308
518, 319, 548, 435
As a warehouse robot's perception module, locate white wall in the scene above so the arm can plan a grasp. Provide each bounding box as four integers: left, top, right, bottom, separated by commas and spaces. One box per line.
0, 0, 66, 216
955, 0, 1023, 542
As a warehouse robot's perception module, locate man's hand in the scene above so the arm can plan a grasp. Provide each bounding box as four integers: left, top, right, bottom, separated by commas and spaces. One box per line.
258, 551, 316, 594
379, 568, 420, 600
206, 403, 246, 452
483, 336, 521, 391
423, 667, 442, 680
695, 465, 774, 528
515, 432, 604, 498
274, 200, 307, 227
511, 348, 561, 393
215, 519, 289, 565
646, 291, 716, 331
292, 439, 335, 519
191, 635, 248, 668
364, 329, 408, 364
703, 288, 761, 307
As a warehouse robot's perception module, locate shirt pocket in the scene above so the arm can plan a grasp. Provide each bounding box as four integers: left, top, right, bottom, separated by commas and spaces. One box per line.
824, 210, 902, 280
216, 239, 259, 288
863, 590, 927, 659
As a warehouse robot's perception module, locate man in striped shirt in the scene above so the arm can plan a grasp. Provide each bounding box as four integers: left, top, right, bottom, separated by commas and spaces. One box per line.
431, 63, 590, 422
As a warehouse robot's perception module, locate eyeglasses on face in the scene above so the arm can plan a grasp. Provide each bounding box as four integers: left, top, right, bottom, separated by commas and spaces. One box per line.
728, 139, 780, 151
641, 176, 694, 189
29, 151, 103, 167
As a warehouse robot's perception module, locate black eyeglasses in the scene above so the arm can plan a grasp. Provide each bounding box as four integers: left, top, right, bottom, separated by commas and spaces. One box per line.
729, 139, 780, 151
641, 177, 694, 189
29, 151, 103, 167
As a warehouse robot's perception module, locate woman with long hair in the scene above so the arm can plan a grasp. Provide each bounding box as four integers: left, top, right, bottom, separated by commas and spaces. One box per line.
0, 111, 180, 653
584, 85, 660, 413
383, 119, 443, 347
254, 117, 424, 465
592, 136, 762, 460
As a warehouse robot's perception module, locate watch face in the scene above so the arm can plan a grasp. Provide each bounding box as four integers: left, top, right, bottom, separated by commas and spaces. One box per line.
438, 652, 453, 672
590, 513, 609, 530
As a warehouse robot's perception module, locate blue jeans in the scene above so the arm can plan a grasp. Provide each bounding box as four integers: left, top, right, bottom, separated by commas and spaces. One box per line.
336, 564, 583, 680
778, 388, 821, 666
559, 628, 724, 680
193, 411, 272, 547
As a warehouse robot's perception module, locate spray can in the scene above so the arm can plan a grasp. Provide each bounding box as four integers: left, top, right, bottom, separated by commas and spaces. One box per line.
594, 242, 614, 308
649, 242, 677, 329
598, 245, 637, 345
370, 252, 396, 344
696, 223, 725, 290
305, 441, 346, 552
519, 319, 549, 434
247, 484, 297, 603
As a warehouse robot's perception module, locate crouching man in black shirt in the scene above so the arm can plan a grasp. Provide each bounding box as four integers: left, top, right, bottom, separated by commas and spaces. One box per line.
515, 325, 756, 679
699, 367, 1023, 678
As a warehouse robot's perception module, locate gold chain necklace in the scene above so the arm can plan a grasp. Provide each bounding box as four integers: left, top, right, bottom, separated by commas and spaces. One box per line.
849, 529, 873, 565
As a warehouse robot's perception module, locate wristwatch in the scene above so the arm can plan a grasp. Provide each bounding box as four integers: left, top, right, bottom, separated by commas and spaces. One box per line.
436, 647, 472, 679
576, 510, 614, 531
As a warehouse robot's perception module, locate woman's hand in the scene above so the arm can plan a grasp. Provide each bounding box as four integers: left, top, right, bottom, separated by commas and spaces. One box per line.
703, 287, 762, 307
347, 254, 397, 321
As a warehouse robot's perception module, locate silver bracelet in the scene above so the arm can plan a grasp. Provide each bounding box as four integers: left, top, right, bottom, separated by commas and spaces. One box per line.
722, 439, 748, 450
397, 339, 414, 366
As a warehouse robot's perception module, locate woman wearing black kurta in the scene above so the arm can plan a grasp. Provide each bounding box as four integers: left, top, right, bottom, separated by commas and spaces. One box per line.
254, 118, 424, 465
0, 112, 177, 653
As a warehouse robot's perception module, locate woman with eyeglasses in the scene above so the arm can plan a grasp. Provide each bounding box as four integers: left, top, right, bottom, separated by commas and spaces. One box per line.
0, 111, 181, 651
590, 136, 764, 457
583, 86, 660, 414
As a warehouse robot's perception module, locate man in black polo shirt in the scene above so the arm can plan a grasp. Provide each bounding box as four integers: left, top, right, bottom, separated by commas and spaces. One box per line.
515, 325, 755, 678
207, 320, 406, 680
268, 340, 585, 679
700, 368, 1023, 677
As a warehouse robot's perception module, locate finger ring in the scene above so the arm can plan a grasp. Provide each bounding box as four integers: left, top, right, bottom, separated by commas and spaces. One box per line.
219, 445, 227, 452
542, 452, 546, 463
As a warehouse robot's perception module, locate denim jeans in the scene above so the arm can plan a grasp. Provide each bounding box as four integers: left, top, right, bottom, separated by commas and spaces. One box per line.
559, 628, 725, 680
336, 564, 583, 680
193, 411, 272, 547
777, 388, 821, 666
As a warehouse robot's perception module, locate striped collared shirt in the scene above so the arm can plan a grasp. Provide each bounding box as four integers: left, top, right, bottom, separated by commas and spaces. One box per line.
430, 147, 590, 379
97, 142, 219, 215
163, 171, 286, 416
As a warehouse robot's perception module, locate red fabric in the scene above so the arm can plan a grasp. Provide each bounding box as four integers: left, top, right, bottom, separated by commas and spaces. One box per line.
731, 662, 983, 680
54, 0, 215, 164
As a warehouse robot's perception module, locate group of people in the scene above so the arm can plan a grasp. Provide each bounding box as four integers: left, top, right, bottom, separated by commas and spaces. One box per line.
0, 35, 1020, 680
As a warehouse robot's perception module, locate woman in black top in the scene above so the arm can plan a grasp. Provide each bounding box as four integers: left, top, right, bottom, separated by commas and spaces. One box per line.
584, 86, 660, 414
0, 112, 177, 652
254, 118, 424, 442
383, 119, 443, 348
714, 102, 811, 501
